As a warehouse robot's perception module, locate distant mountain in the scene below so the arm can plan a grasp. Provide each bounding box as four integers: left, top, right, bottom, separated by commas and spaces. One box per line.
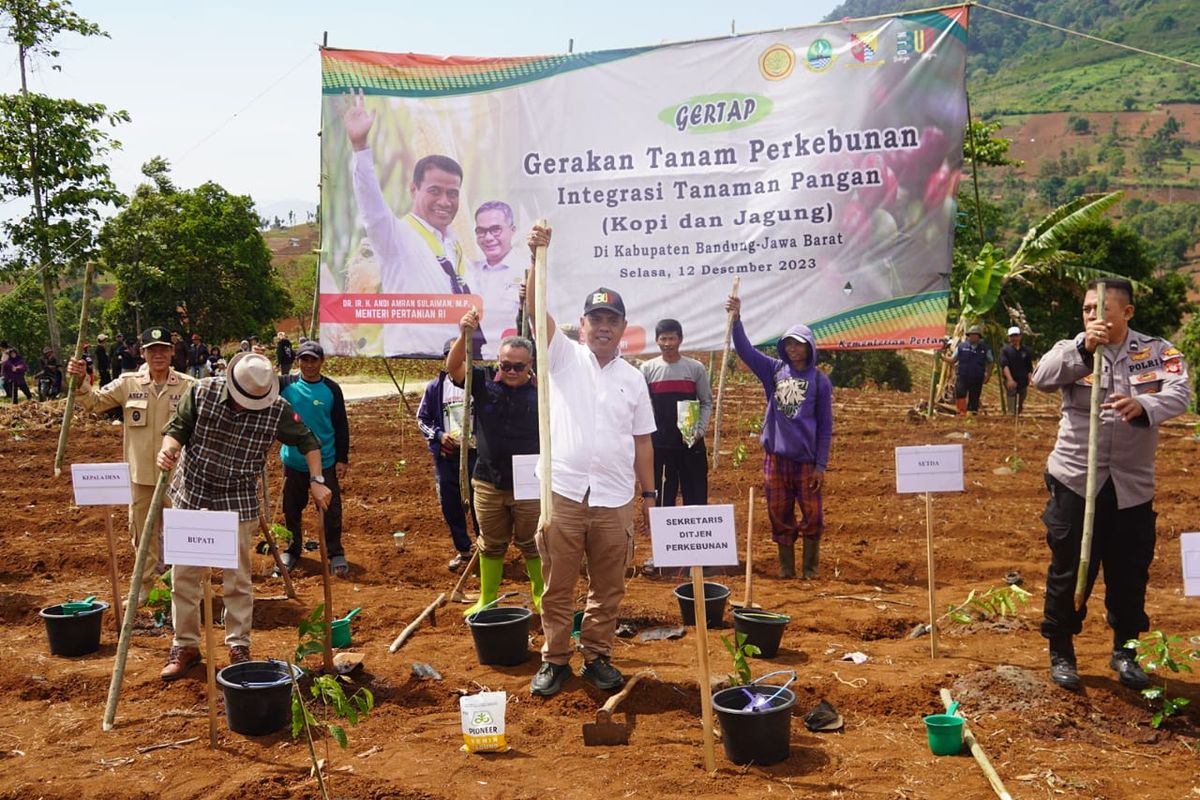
824, 0, 1200, 113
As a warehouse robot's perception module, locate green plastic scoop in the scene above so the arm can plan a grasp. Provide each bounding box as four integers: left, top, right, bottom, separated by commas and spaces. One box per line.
62, 595, 97, 615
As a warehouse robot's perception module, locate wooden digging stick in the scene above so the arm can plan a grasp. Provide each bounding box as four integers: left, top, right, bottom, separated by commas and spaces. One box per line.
940, 689, 1014, 800
203, 574, 218, 748
314, 504, 335, 674
258, 516, 297, 599
104, 508, 124, 633
103, 469, 168, 731
54, 261, 96, 477
389, 592, 445, 652
533, 219, 553, 535
1075, 281, 1106, 611
711, 277, 740, 470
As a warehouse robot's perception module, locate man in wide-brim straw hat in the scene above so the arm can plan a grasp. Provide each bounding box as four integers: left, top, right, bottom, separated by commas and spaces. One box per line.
154, 351, 332, 680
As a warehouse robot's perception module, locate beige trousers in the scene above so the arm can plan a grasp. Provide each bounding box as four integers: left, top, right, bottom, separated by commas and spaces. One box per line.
537, 492, 634, 664
171, 519, 256, 649
472, 479, 540, 559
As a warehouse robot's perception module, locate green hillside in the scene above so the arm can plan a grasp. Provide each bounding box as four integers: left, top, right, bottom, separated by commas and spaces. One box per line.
825, 0, 1200, 113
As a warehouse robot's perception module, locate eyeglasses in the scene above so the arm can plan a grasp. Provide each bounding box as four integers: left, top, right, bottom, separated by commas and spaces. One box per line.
498, 362, 529, 373
474, 225, 509, 238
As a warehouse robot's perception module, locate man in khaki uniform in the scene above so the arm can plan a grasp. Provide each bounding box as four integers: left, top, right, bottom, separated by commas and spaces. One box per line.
68, 327, 194, 603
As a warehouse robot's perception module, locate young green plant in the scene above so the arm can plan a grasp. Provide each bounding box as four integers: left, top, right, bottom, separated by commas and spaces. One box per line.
289, 604, 374, 799
1125, 631, 1200, 729
720, 631, 761, 686
941, 584, 1031, 625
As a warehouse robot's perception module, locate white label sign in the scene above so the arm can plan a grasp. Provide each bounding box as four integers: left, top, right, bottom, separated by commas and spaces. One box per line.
71, 462, 132, 506
162, 509, 240, 569
511, 454, 541, 501
1182, 532, 1200, 597
649, 504, 738, 568
895, 445, 964, 494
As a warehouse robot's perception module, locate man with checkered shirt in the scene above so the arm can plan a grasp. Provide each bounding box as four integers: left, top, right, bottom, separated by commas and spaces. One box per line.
154, 351, 331, 680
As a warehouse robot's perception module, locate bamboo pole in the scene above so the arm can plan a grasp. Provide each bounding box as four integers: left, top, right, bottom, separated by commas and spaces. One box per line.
258, 516, 297, 599
926, 349, 940, 418
691, 566, 717, 772
54, 261, 96, 477
939, 689, 1014, 800
520, 268, 531, 339
1075, 282, 1106, 611
103, 469, 168, 730
925, 491, 939, 658
389, 592, 445, 652
203, 574, 218, 748
314, 505, 335, 674
533, 219, 553, 533
459, 320, 474, 525
104, 509, 123, 633
711, 278, 740, 469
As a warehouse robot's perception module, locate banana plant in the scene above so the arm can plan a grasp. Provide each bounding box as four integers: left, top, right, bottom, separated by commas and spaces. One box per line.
939, 191, 1134, 404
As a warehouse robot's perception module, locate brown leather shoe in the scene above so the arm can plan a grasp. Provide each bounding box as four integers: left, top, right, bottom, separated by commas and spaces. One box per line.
228, 645, 251, 665
160, 645, 201, 681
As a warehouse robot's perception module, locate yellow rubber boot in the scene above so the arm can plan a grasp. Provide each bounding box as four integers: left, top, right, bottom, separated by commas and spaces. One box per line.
525, 557, 545, 615
463, 555, 504, 617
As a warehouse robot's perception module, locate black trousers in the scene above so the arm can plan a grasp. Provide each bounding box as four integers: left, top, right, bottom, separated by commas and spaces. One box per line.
1040, 473, 1156, 647
282, 464, 344, 558
435, 452, 478, 553
654, 442, 708, 506
954, 375, 984, 412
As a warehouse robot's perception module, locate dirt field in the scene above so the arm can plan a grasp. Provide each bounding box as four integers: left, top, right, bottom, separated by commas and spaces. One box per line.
2, 379, 1198, 800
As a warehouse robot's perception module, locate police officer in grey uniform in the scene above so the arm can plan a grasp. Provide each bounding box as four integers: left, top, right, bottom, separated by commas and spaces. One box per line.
1032, 278, 1190, 692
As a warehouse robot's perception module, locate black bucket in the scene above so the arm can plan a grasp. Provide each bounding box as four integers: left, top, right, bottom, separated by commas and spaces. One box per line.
673, 582, 730, 627
466, 606, 532, 666
712, 682, 797, 765
40, 602, 108, 657
217, 660, 303, 736
732, 609, 791, 658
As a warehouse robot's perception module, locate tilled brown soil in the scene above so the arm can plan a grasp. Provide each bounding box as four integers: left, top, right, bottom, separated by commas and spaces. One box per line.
1, 382, 1198, 799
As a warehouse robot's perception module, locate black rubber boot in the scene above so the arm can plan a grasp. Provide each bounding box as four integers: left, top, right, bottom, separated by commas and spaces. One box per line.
777, 543, 796, 578
802, 538, 820, 579
1048, 637, 1080, 691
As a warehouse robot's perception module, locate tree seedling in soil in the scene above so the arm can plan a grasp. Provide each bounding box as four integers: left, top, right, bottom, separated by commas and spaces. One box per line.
1124, 631, 1200, 729
145, 577, 172, 627
720, 631, 761, 686
288, 604, 374, 800
731, 442, 748, 468
941, 584, 1031, 625
270, 523, 294, 548
1003, 453, 1025, 473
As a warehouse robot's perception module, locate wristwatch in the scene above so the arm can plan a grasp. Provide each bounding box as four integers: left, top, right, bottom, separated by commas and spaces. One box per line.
641, 490, 658, 500
310, 475, 326, 485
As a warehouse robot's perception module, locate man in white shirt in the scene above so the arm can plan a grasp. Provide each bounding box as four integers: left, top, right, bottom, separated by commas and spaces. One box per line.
524, 225, 657, 698
342, 91, 470, 356
468, 201, 525, 348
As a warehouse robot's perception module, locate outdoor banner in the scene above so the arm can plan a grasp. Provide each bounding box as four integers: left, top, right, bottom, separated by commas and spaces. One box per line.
318, 6, 969, 358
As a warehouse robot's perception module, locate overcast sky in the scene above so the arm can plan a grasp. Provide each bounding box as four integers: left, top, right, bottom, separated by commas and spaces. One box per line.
5, 0, 846, 213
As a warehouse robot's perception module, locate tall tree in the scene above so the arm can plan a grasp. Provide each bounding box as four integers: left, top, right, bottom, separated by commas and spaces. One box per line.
0, 0, 127, 354
99, 159, 291, 343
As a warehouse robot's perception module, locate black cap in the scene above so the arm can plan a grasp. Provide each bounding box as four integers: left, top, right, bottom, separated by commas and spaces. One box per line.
582, 287, 625, 317
297, 340, 324, 359
141, 327, 172, 348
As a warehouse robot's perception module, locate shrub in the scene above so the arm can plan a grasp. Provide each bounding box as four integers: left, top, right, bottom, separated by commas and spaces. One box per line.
827, 351, 912, 391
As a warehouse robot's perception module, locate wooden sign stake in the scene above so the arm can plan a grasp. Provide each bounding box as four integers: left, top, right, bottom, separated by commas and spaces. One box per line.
314, 508, 335, 674
691, 565, 717, 772
925, 491, 939, 658
104, 508, 123, 632
203, 572, 218, 748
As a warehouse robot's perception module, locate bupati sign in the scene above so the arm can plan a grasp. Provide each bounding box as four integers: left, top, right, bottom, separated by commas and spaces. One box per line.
319, 7, 968, 357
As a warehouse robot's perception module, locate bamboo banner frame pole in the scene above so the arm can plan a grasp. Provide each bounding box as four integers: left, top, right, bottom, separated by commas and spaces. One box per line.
104, 509, 123, 633
54, 261, 96, 477
711, 278, 740, 469
520, 268, 531, 339
314, 506, 335, 674
925, 491, 939, 658
1075, 282, 1106, 610
691, 565, 717, 772
104, 469, 168, 730
927, 349, 941, 418
203, 573, 218, 748
533, 219, 553, 534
